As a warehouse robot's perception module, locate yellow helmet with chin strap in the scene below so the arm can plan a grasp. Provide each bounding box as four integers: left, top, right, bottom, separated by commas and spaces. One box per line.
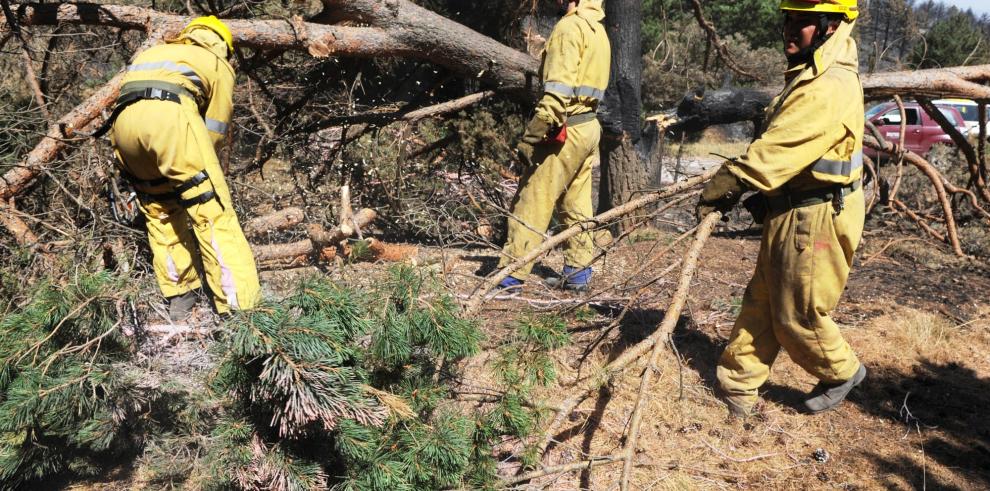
780, 0, 858, 21
180, 16, 234, 57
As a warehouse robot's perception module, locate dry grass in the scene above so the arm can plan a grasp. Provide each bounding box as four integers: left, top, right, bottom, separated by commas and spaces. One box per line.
442, 227, 990, 490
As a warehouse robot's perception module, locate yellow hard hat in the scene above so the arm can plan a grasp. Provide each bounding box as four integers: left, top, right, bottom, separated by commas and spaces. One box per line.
181, 16, 234, 56
780, 0, 858, 21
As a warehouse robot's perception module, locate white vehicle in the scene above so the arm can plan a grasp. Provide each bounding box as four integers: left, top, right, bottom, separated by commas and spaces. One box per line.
934, 99, 985, 137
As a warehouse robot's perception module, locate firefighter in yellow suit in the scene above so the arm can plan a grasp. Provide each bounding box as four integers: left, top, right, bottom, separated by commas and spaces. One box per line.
496, 0, 610, 292
696, 0, 866, 415
109, 16, 260, 320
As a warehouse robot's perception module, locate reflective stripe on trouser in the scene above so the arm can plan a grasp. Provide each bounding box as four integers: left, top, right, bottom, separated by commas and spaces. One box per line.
498, 120, 600, 277
716, 187, 865, 406
111, 99, 261, 312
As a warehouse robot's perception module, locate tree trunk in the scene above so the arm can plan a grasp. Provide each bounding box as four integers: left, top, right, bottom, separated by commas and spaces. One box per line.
597, 0, 647, 227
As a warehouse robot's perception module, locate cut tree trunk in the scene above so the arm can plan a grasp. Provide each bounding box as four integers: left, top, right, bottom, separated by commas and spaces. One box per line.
244, 207, 305, 238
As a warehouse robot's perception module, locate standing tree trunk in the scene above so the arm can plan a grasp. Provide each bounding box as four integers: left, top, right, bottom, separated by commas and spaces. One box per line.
597, 0, 646, 228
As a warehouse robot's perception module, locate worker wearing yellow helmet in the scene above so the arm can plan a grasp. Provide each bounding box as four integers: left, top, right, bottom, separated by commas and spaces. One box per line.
697, 0, 865, 416
105, 16, 260, 320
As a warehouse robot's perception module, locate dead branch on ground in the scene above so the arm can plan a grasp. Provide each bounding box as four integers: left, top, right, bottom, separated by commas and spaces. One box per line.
534, 213, 720, 459
617, 211, 720, 491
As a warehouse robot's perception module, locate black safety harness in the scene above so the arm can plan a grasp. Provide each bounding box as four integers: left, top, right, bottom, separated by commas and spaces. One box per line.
92, 79, 221, 210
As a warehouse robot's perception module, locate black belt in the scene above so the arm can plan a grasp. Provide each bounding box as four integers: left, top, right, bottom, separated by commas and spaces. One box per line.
766, 180, 862, 213
127, 170, 220, 209
140, 189, 217, 208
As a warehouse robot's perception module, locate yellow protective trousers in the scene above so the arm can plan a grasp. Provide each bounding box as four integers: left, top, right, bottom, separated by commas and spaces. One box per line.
716, 188, 865, 406
112, 98, 260, 313
499, 120, 601, 277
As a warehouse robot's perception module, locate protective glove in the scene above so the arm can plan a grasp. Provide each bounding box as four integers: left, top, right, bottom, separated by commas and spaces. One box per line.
696, 164, 747, 223
515, 116, 551, 168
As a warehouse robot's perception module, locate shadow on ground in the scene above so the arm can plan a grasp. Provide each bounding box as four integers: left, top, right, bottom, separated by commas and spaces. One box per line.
674, 324, 990, 490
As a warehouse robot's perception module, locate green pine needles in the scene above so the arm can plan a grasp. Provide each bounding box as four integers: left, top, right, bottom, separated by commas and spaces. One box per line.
0, 272, 139, 488
207, 265, 489, 490
0, 265, 573, 490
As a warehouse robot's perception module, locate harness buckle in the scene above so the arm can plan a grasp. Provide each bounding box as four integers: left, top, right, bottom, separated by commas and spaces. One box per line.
831, 185, 845, 216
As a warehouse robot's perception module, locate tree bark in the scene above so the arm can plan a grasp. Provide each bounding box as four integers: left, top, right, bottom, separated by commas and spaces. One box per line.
598, 0, 647, 223
10, 2, 541, 90
243, 207, 306, 238
318, 0, 539, 95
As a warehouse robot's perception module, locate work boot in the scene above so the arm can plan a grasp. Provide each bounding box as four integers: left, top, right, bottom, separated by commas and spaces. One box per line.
168, 291, 199, 322
544, 265, 592, 292
804, 364, 867, 414
719, 389, 755, 418
495, 276, 524, 293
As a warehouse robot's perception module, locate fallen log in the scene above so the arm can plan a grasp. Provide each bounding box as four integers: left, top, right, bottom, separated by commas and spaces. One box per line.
251, 238, 314, 263
250, 208, 377, 262
243, 207, 305, 237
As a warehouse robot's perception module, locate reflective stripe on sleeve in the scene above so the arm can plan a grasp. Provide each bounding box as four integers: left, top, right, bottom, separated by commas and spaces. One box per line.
205, 118, 228, 135
544, 81, 605, 101
811, 151, 864, 177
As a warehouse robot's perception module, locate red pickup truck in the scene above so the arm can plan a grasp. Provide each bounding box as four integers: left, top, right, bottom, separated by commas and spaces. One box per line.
864, 101, 968, 158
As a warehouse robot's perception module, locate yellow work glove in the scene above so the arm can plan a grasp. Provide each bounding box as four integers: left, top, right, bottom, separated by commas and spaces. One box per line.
696, 164, 747, 223
515, 116, 551, 168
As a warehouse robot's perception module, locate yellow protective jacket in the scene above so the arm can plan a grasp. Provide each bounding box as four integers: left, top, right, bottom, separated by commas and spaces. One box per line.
535, 0, 611, 127
726, 20, 863, 193
119, 29, 235, 148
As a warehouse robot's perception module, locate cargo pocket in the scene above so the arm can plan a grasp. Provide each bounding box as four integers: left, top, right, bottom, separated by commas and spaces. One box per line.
792, 205, 820, 279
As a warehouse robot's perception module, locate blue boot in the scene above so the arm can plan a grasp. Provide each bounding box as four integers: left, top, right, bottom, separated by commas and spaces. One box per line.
545, 265, 592, 292
496, 276, 524, 292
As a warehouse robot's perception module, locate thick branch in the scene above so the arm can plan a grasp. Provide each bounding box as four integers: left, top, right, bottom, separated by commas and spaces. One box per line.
864, 130, 964, 256
307, 208, 376, 245
320, 0, 539, 93
863, 65, 990, 100
244, 207, 305, 238
15, 3, 406, 55
618, 211, 719, 491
